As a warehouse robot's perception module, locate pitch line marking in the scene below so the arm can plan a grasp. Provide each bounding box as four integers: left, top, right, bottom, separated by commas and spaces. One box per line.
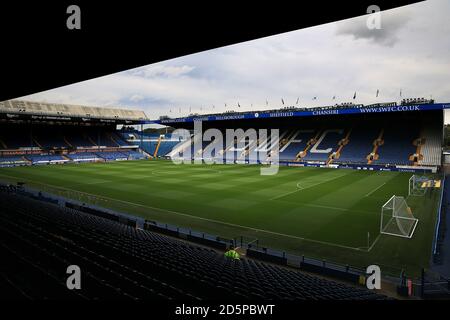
0, 172, 370, 252
151, 168, 222, 177
367, 232, 382, 252
302, 203, 377, 215
364, 182, 387, 197
269, 172, 351, 200
274, 198, 379, 216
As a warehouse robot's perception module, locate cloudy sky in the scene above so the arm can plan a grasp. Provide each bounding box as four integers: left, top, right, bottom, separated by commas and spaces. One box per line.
20, 0, 450, 122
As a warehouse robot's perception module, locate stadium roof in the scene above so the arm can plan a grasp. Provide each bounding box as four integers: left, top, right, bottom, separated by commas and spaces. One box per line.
0, 100, 148, 123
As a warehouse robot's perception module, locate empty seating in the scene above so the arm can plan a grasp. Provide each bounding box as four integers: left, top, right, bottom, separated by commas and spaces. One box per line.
0, 190, 391, 300
165, 122, 439, 167
95, 151, 128, 161
374, 125, 419, 166
126, 151, 147, 160
140, 141, 159, 155
0, 118, 440, 168
279, 130, 316, 161
419, 126, 442, 166
0, 156, 28, 165
299, 129, 345, 162
67, 152, 100, 162
0, 126, 131, 150
335, 127, 379, 164
0, 124, 149, 166
25, 154, 68, 164
157, 141, 179, 157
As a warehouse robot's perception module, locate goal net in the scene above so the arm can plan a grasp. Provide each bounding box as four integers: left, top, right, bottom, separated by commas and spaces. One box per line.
408, 175, 429, 196
380, 195, 418, 238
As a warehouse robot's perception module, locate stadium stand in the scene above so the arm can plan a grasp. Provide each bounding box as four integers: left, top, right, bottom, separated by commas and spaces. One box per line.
335, 126, 380, 164
25, 154, 68, 165
85, 130, 121, 148
33, 130, 68, 149
0, 190, 391, 300
126, 150, 147, 160
185, 122, 427, 166
418, 126, 442, 166
65, 131, 96, 148
155, 99, 443, 169
0, 123, 149, 166
139, 141, 159, 156
95, 151, 129, 161
279, 130, 316, 161
111, 132, 130, 147
0, 130, 33, 149
157, 141, 180, 157
0, 156, 28, 166
373, 125, 419, 166
0, 99, 444, 169
0, 125, 130, 149
0, 100, 147, 121
67, 152, 100, 162
0, 100, 149, 166
301, 129, 345, 162
124, 134, 180, 158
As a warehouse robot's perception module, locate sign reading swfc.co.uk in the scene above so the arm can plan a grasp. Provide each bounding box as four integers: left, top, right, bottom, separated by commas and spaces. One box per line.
155, 103, 449, 124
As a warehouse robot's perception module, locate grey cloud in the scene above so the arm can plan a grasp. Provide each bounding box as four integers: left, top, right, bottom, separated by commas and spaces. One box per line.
129, 65, 195, 78
335, 9, 412, 47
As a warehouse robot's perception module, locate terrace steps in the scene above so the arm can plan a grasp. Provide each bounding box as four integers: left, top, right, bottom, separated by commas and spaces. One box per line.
367, 128, 384, 164
0, 137, 7, 149
327, 129, 352, 165
21, 156, 32, 164
85, 134, 98, 147
108, 133, 120, 147
295, 130, 321, 161
410, 137, 425, 166
154, 136, 162, 157
63, 136, 73, 148
32, 138, 43, 149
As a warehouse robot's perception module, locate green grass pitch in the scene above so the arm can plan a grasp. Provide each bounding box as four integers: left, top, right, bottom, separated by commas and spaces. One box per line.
0, 160, 441, 277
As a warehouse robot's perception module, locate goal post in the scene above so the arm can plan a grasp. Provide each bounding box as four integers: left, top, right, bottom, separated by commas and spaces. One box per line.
380, 195, 418, 238
408, 175, 429, 196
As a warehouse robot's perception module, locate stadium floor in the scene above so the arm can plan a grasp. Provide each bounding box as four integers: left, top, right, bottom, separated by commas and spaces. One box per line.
0, 160, 440, 277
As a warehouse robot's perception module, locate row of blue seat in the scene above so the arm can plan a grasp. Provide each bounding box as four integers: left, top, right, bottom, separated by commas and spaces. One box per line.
0, 190, 391, 300
0, 150, 147, 165
0, 127, 130, 149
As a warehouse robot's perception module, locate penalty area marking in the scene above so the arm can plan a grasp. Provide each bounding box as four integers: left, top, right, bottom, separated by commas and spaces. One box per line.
269, 173, 351, 200
367, 232, 382, 252
364, 182, 387, 197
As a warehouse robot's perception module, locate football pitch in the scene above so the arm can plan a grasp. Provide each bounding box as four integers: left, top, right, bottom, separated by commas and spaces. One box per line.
0, 160, 441, 277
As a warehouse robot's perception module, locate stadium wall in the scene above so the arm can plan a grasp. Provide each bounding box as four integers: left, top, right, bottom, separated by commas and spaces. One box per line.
191, 158, 438, 173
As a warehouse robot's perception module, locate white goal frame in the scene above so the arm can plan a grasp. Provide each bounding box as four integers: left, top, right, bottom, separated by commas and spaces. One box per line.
380, 195, 419, 239
408, 175, 429, 196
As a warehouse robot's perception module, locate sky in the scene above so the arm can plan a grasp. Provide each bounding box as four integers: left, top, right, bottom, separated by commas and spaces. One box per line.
19, 0, 450, 123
